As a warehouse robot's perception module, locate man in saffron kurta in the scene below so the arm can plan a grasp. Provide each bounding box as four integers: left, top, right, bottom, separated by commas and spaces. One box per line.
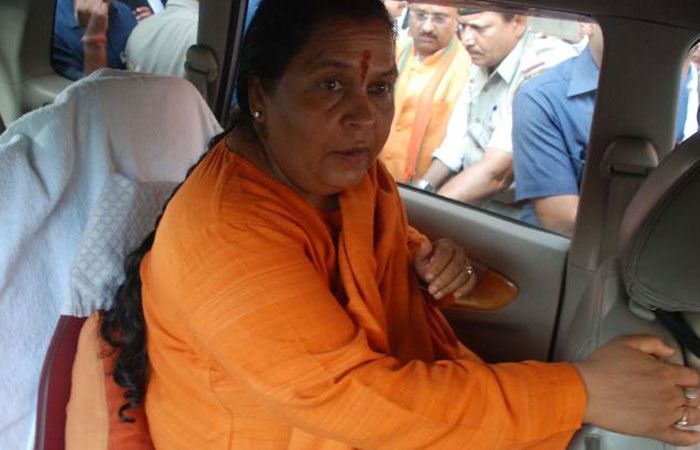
379, 4, 470, 184
140, 137, 586, 450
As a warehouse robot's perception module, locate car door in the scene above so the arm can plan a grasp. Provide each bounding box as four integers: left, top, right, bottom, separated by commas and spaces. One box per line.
401, 188, 569, 363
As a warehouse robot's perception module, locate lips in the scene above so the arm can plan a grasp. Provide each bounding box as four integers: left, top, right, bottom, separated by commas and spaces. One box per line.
333, 147, 371, 166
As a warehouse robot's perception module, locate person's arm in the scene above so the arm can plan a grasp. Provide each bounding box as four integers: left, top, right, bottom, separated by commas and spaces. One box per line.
75, 0, 110, 75
436, 146, 513, 204
183, 220, 586, 449
183, 219, 700, 448
419, 158, 453, 190
532, 194, 579, 236
423, 87, 470, 190
512, 79, 582, 231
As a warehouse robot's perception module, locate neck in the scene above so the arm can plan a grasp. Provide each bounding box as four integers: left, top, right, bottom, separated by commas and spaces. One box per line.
416, 45, 445, 62
226, 129, 338, 211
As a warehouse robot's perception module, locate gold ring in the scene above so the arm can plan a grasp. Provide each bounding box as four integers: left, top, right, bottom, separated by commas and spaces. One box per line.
466, 265, 474, 276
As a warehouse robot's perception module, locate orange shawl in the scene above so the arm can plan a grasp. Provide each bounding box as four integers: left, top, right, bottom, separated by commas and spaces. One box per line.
138, 138, 585, 449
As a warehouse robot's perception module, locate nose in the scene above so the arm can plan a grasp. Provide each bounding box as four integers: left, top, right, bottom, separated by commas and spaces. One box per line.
421, 19, 435, 33
461, 26, 475, 46
343, 89, 375, 129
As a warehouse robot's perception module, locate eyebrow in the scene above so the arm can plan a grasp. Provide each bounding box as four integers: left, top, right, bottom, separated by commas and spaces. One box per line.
460, 19, 488, 28
308, 59, 398, 78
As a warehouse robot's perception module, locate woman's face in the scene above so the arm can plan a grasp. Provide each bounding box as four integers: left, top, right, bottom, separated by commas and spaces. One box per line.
251, 19, 396, 209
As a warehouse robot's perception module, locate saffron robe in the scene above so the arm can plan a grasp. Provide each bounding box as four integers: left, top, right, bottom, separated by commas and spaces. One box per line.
379, 36, 470, 183
141, 138, 586, 450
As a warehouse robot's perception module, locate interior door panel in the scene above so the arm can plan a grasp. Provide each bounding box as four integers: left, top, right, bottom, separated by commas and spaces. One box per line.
400, 186, 570, 363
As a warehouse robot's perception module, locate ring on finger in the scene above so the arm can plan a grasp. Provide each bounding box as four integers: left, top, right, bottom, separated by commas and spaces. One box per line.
684, 387, 698, 401
675, 408, 690, 428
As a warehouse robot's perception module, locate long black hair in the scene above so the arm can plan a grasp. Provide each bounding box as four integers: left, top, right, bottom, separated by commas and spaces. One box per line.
101, 0, 392, 423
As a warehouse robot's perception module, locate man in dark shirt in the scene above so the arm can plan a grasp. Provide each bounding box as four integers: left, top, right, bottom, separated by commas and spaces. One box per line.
52, 0, 137, 80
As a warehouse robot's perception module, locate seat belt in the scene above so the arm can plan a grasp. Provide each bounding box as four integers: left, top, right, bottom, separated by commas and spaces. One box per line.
599, 137, 659, 256
655, 310, 700, 359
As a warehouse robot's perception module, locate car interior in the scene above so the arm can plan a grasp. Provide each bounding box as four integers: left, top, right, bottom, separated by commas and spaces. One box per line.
0, 0, 699, 449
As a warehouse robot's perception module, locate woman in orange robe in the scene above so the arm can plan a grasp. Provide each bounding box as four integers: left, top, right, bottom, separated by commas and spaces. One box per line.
100, 0, 700, 448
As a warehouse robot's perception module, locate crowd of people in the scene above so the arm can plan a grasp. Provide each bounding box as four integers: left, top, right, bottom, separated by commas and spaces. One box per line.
51, 0, 700, 236
52, 0, 198, 80
379, 1, 700, 235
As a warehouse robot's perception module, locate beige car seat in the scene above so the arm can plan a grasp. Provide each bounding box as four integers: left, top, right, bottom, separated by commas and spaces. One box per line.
0, 68, 221, 450
560, 131, 700, 450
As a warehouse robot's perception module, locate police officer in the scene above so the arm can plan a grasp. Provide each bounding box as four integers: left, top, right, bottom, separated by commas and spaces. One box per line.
417, 9, 576, 217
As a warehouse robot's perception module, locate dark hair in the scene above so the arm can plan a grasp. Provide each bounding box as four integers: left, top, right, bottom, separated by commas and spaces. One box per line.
101, 0, 392, 423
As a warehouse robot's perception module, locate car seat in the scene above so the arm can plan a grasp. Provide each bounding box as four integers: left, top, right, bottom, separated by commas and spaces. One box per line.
0, 68, 221, 450
559, 131, 700, 450
36, 175, 176, 450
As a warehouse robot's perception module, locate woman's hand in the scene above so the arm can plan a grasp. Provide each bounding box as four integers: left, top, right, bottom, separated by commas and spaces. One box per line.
574, 335, 700, 446
413, 238, 476, 302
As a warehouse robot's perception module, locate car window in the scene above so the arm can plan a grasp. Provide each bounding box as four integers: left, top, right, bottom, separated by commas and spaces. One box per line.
378, 6, 599, 238
390, 8, 699, 239
677, 41, 700, 146
51, 0, 198, 81
227, 3, 603, 238
223, 3, 699, 240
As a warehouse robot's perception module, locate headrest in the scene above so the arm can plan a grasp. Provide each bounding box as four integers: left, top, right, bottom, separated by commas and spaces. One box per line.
620, 132, 700, 313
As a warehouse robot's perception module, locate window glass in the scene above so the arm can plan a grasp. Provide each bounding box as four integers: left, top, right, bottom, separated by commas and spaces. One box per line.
227, 1, 615, 238
51, 0, 198, 81
381, 4, 601, 237
677, 41, 700, 146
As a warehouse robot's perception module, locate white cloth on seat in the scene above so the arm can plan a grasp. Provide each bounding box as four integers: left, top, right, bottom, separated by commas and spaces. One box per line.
0, 68, 222, 450
68, 174, 177, 317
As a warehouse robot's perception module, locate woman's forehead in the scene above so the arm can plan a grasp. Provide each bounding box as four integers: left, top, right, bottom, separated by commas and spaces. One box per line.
298, 19, 394, 63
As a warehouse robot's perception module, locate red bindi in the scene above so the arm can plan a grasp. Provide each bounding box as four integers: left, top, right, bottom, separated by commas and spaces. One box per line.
360, 50, 372, 84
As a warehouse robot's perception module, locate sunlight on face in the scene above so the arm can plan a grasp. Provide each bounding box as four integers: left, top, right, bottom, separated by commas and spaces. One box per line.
255, 19, 397, 208
408, 4, 459, 57
458, 12, 525, 70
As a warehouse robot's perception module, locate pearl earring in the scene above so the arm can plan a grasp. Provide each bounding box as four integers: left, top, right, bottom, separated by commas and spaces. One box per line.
253, 110, 262, 119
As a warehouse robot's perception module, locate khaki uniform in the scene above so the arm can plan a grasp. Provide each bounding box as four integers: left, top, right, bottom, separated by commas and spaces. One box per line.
432, 32, 578, 172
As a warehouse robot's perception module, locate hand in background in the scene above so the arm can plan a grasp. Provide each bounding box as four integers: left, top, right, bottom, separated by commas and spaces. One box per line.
133, 6, 153, 21
75, 0, 111, 38
74, 0, 111, 76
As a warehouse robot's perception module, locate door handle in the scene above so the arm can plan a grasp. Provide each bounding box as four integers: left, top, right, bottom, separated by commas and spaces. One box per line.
451, 262, 519, 311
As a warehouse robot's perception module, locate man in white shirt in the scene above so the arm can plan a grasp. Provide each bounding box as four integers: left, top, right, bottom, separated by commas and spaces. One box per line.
125, 0, 198, 78
417, 10, 576, 216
